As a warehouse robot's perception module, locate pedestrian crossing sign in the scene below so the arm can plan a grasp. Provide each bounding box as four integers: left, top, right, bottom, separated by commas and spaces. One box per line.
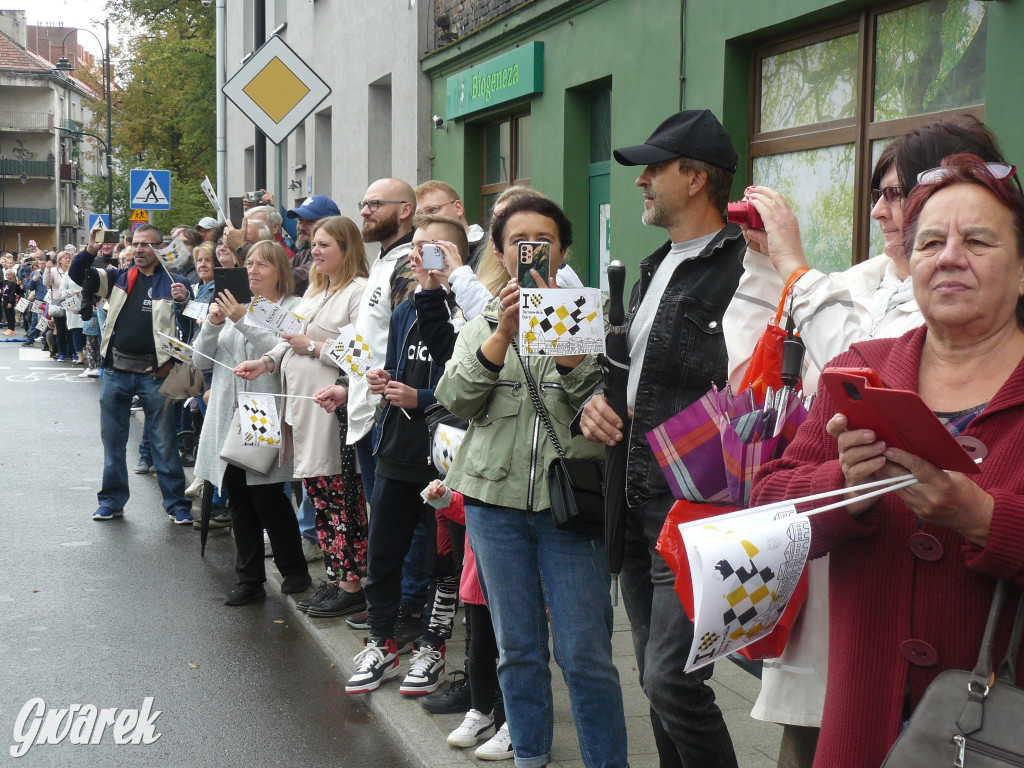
130, 169, 171, 211
88, 214, 110, 232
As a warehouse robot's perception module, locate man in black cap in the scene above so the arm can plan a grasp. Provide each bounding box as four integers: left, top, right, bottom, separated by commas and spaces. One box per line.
581, 109, 746, 768
286, 194, 341, 296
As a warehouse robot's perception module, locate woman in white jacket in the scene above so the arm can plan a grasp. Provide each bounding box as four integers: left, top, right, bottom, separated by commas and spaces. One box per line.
194, 240, 310, 605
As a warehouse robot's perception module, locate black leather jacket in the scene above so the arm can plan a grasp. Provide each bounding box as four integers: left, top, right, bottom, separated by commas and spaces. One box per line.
624, 223, 746, 506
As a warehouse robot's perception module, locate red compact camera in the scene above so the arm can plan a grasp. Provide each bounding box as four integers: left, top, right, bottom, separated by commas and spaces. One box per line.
726, 201, 764, 230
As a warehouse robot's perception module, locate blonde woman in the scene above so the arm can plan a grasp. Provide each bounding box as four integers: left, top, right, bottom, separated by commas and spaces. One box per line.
236, 216, 369, 617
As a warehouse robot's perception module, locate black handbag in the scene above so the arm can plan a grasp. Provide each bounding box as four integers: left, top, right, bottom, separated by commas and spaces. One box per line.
881, 579, 1024, 767
513, 342, 604, 537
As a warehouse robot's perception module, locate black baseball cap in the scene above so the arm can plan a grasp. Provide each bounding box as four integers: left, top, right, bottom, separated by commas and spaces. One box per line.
613, 110, 738, 173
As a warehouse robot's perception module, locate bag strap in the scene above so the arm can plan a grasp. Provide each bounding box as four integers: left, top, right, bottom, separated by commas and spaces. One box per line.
958, 579, 1011, 735
773, 267, 810, 326
996, 588, 1024, 684
511, 338, 565, 459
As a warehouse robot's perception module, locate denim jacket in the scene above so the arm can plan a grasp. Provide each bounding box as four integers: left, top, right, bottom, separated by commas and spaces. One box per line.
624, 223, 746, 506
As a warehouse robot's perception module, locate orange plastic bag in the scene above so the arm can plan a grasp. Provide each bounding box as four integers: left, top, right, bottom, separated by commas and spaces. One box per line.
737, 267, 809, 402
656, 499, 809, 661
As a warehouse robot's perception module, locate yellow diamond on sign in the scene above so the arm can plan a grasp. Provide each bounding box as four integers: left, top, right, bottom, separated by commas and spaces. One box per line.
242, 57, 310, 124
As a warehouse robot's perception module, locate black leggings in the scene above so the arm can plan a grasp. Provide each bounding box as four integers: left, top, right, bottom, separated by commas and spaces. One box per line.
466, 602, 501, 715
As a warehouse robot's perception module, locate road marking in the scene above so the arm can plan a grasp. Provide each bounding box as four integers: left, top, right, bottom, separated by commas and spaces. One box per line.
29, 366, 79, 372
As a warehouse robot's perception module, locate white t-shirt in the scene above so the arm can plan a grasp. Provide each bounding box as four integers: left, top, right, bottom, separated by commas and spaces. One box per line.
626, 233, 716, 409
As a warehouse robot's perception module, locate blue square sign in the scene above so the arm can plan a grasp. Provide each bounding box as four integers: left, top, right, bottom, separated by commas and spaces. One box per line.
130, 169, 171, 211
88, 213, 110, 232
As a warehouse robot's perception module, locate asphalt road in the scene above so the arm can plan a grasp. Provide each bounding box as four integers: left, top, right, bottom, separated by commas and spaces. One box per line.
0, 343, 409, 767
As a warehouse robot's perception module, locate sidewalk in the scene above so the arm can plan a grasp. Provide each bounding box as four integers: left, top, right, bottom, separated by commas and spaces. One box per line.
149, 397, 782, 767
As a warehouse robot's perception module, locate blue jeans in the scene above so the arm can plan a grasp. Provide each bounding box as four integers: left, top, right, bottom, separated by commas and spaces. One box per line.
99, 368, 188, 515
619, 492, 737, 768
295, 488, 317, 542
466, 504, 627, 768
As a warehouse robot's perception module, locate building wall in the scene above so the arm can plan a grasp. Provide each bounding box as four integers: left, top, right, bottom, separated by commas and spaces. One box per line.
424, 0, 682, 283
223, 0, 432, 226
432, 0, 529, 47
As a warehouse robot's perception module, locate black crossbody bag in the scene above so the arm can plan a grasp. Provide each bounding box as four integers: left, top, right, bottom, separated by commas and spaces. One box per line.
513, 342, 604, 537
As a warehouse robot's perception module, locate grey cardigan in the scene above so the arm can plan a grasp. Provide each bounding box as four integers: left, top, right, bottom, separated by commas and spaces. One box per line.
192, 295, 301, 487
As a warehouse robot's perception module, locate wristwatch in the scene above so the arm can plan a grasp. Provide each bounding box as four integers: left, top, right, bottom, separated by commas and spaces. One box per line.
307, 340, 317, 359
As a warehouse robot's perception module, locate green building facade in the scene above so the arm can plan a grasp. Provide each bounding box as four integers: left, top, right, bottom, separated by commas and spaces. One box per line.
423, 0, 1017, 284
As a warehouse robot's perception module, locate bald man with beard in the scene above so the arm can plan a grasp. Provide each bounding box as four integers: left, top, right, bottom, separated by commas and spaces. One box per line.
347, 178, 418, 507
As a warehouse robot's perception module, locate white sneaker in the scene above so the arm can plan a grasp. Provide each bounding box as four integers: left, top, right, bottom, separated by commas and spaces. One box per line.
399, 643, 445, 696
77, 370, 90, 378
447, 709, 495, 748
185, 476, 204, 498
301, 537, 322, 562
345, 638, 400, 694
475, 722, 513, 761
86, 368, 100, 378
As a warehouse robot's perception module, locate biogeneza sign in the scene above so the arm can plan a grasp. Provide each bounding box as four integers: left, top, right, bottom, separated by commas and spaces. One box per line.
445, 42, 544, 120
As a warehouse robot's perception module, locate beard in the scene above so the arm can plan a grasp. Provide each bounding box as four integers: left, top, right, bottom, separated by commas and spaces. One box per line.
361, 209, 400, 244
296, 235, 310, 251
641, 196, 671, 228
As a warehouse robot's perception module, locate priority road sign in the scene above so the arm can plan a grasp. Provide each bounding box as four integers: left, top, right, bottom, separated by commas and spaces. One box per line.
88, 213, 110, 232
129, 209, 150, 223
130, 169, 171, 211
221, 35, 331, 145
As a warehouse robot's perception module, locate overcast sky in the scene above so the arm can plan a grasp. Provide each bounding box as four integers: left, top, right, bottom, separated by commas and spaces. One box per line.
8, 0, 120, 56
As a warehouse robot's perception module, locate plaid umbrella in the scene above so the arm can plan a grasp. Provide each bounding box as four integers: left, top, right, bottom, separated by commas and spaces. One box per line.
645, 384, 809, 507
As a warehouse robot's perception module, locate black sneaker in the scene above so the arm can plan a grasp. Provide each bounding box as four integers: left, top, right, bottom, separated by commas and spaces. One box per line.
281, 573, 313, 594
224, 583, 266, 606
393, 602, 423, 655
345, 638, 400, 694
296, 581, 337, 613
421, 668, 472, 714
400, 643, 445, 696
306, 587, 366, 618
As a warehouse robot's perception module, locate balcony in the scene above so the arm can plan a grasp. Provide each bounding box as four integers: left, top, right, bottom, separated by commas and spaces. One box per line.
0, 158, 55, 178
0, 111, 52, 132
59, 163, 82, 183
0, 207, 57, 226
59, 118, 81, 133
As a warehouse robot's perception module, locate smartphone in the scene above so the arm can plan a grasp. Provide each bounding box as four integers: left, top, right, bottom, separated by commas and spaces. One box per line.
516, 241, 551, 288
213, 266, 253, 304
228, 196, 245, 229
100, 230, 120, 244
421, 243, 445, 271
820, 367, 981, 474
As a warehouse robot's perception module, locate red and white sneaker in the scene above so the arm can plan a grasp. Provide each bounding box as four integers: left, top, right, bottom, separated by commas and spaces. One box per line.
399, 643, 445, 695
345, 638, 400, 694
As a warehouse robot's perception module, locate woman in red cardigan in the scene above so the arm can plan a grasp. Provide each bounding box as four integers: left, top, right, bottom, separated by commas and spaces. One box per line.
750, 153, 1024, 768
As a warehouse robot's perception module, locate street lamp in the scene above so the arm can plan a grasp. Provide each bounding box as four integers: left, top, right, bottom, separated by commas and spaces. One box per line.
54, 19, 114, 225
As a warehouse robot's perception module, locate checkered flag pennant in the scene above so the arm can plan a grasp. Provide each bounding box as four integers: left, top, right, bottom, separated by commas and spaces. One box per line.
715, 538, 779, 642
327, 324, 376, 378
15, 297, 29, 313
156, 332, 194, 365
430, 423, 466, 478
152, 239, 191, 271
237, 393, 281, 447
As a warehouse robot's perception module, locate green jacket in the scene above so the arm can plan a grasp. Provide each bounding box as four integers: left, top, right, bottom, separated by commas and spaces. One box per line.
435, 298, 603, 512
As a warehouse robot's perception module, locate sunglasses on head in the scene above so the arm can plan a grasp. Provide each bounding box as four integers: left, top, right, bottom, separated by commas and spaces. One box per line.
917, 162, 1017, 186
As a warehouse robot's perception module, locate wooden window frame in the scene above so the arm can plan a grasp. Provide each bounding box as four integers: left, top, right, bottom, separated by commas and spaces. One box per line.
749, 0, 984, 264
479, 111, 531, 217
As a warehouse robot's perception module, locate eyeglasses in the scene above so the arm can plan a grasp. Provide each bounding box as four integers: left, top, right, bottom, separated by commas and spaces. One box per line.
132, 242, 159, 248
871, 186, 904, 205
419, 200, 457, 215
917, 162, 1018, 186
357, 199, 408, 213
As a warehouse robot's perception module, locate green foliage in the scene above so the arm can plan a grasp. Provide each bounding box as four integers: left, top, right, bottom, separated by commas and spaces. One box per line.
80, 0, 216, 233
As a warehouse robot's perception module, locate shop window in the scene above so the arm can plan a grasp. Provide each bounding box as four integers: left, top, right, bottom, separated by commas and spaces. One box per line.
480, 111, 530, 225
750, 0, 986, 272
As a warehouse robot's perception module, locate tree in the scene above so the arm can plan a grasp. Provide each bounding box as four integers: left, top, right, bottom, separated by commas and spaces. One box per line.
81, 0, 216, 232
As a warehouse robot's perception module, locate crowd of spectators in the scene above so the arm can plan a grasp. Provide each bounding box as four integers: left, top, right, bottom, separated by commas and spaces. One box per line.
47, 108, 1024, 768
